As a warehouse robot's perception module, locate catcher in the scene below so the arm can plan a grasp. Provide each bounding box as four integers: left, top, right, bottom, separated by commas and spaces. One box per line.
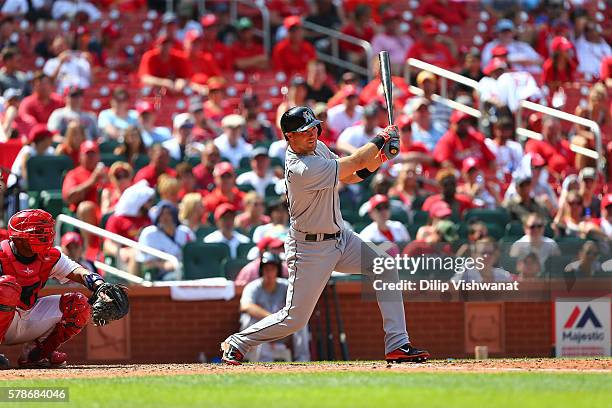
0, 209, 129, 368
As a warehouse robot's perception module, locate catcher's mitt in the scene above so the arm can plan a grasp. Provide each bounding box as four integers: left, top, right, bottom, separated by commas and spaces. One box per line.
89, 283, 129, 326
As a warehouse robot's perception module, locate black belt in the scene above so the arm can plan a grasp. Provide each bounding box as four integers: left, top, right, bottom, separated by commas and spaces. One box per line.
304, 232, 341, 242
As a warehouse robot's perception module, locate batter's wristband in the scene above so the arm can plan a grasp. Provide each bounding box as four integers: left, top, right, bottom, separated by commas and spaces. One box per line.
370, 135, 387, 150
356, 168, 376, 180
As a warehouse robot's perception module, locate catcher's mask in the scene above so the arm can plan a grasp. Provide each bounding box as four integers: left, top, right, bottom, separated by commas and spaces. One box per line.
8, 209, 55, 256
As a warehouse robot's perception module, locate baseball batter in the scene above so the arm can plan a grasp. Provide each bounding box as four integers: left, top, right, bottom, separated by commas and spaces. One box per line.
222, 106, 429, 364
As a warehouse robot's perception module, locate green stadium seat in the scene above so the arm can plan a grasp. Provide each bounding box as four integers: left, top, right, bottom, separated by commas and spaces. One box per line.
99, 140, 119, 153
26, 155, 73, 192
390, 206, 409, 224
270, 157, 283, 168
239, 157, 251, 169
133, 154, 150, 171
544, 254, 577, 278
265, 183, 280, 199
195, 226, 217, 241
464, 208, 510, 228
223, 258, 250, 280
412, 210, 429, 226
39, 190, 66, 218
100, 153, 127, 167
237, 183, 255, 193
237, 242, 256, 259
182, 242, 231, 280
505, 220, 524, 238
187, 156, 201, 167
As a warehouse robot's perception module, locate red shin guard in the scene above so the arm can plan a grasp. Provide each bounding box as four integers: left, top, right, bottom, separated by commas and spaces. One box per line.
37, 293, 90, 358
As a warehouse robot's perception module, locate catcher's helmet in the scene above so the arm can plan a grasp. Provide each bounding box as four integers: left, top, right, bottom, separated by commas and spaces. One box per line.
259, 251, 283, 277
280, 106, 322, 137
8, 209, 55, 256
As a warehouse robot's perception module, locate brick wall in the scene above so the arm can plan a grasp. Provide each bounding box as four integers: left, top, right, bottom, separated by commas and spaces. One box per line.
1, 282, 609, 363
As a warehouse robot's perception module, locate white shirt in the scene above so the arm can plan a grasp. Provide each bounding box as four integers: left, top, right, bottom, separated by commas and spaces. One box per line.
269, 140, 287, 163
600, 218, 612, 238
251, 223, 289, 244
204, 230, 251, 258
359, 221, 410, 244
162, 138, 204, 161
137, 224, 195, 263
97, 109, 139, 138
337, 124, 381, 151
489, 72, 543, 112
43, 53, 91, 93
485, 138, 523, 176
327, 104, 364, 135
236, 170, 278, 197
49, 248, 83, 284
482, 40, 542, 73
213, 133, 253, 167
510, 235, 560, 270
51, 1, 101, 21
1, 0, 46, 14
451, 267, 513, 283
575, 36, 612, 77
371, 33, 414, 67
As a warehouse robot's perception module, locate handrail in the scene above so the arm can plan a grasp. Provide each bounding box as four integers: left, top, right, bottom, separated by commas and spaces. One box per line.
300, 20, 373, 81
405, 58, 480, 99
94, 261, 152, 287
516, 100, 604, 172
55, 214, 182, 280
230, 0, 271, 56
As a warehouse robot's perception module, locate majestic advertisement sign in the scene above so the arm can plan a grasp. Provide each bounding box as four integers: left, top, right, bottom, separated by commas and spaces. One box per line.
555, 298, 611, 357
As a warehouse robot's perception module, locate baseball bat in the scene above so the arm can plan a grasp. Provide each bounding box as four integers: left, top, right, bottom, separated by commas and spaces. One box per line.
323, 286, 335, 360
331, 280, 349, 361
378, 50, 399, 156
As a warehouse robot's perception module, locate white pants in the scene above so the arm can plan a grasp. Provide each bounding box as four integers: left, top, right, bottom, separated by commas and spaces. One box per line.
245, 326, 311, 362
2, 295, 62, 346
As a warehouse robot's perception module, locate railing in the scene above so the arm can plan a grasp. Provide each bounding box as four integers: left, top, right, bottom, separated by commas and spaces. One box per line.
516, 100, 604, 172
55, 214, 182, 282
301, 20, 374, 81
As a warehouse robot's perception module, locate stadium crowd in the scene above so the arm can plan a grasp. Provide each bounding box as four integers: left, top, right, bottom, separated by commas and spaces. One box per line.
0, 0, 611, 285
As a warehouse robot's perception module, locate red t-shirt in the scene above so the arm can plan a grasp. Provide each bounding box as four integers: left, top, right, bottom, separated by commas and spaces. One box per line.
541, 58, 576, 86
138, 48, 191, 80
106, 213, 151, 241
272, 39, 316, 76
417, 0, 467, 26
230, 41, 266, 72
203, 187, 245, 213
525, 138, 575, 175
433, 128, 495, 169
62, 166, 101, 212
185, 51, 222, 80
203, 101, 235, 126
340, 23, 375, 53
422, 193, 477, 218
133, 164, 177, 187
193, 163, 214, 190
406, 41, 456, 71
358, 76, 412, 107
201, 42, 231, 71
18, 93, 64, 126
600, 56, 612, 80
266, 0, 309, 16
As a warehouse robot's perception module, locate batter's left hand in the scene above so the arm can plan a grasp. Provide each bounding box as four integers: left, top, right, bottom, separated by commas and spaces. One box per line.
379, 125, 400, 162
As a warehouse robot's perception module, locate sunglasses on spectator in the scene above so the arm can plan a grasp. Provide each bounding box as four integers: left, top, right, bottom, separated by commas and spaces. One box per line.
527, 224, 543, 229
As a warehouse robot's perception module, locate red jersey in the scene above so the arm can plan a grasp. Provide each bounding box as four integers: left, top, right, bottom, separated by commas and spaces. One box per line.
203, 187, 245, 213
272, 39, 316, 76
416, 0, 467, 26
18, 93, 64, 126
138, 48, 191, 80
62, 166, 101, 212
340, 23, 375, 53
358, 76, 412, 107
193, 163, 214, 190
541, 58, 576, 86
106, 214, 151, 241
201, 42, 231, 71
525, 138, 575, 174
184, 51, 222, 80
433, 128, 494, 169
230, 41, 265, 72
133, 164, 177, 188
406, 41, 456, 71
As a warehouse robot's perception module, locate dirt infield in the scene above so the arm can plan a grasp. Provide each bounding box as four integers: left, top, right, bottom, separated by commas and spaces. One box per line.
1, 359, 610, 380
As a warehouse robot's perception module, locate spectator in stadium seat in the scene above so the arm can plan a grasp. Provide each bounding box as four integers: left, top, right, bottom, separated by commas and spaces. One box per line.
179, 192, 209, 234
230, 17, 268, 72
503, 174, 550, 222
455, 220, 489, 258
240, 93, 276, 144
9, 124, 54, 189
193, 141, 221, 191
371, 9, 413, 75
162, 113, 203, 162
516, 252, 541, 281
410, 71, 451, 131
47, 86, 98, 139
304, 0, 342, 33
157, 12, 183, 50
235, 192, 271, 232
484, 114, 523, 178
175, 162, 206, 200
190, 98, 221, 142
458, 50, 484, 96
235, 237, 288, 285
138, 34, 191, 93
541, 36, 576, 93
510, 212, 560, 271
61, 140, 106, 213
182, 29, 222, 83
452, 237, 513, 283
422, 168, 477, 219
51, 0, 101, 21
138, 200, 195, 281
272, 16, 317, 76
203, 77, 233, 126
276, 75, 308, 129
136, 101, 172, 147
433, 110, 494, 171
406, 17, 456, 72
481, 19, 543, 74
204, 204, 251, 259
252, 200, 290, 243
575, 21, 612, 78
133, 144, 176, 188
340, 4, 375, 65
573, 84, 611, 169
311, 103, 338, 149
60, 232, 96, 273
114, 126, 147, 167
43, 35, 92, 93
524, 116, 574, 178
55, 120, 85, 166
402, 222, 454, 258
553, 189, 602, 239
564, 241, 604, 279
457, 157, 501, 209
0, 48, 30, 95
406, 97, 445, 152
214, 114, 252, 168
576, 167, 601, 218
18, 72, 63, 128
327, 85, 363, 135
236, 147, 278, 198
157, 174, 181, 205
359, 194, 410, 244
199, 13, 231, 71
505, 153, 557, 213
305, 60, 335, 104
0, 88, 29, 140
204, 162, 245, 213
416, 0, 467, 28
0, 15, 17, 51
336, 103, 382, 155
100, 161, 133, 215
97, 87, 139, 141
389, 162, 430, 211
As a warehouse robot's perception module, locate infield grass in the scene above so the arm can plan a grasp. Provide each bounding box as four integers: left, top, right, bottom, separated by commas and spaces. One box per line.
2, 369, 611, 408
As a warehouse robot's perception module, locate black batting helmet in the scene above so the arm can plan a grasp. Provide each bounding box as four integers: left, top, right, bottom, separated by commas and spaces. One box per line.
280, 106, 322, 137
259, 251, 283, 277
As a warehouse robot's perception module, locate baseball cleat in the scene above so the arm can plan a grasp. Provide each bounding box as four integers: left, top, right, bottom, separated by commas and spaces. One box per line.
385, 344, 430, 363
18, 349, 67, 369
221, 342, 244, 365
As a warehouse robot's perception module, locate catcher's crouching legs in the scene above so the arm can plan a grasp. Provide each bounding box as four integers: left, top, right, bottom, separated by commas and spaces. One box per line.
0, 275, 21, 369
20, 292, 90, 367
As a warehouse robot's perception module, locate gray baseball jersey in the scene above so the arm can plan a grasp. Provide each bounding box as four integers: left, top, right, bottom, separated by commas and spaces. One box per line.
285, 141, 343, 234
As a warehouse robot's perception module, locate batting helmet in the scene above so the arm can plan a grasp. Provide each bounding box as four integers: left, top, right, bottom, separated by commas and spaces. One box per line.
259, 251, 283, 277
8, 209, 55, 256
280, 106, 322, 137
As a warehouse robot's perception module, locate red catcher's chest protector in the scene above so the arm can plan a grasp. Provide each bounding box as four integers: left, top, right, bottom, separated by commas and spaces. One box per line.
0, 240, 60, 310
